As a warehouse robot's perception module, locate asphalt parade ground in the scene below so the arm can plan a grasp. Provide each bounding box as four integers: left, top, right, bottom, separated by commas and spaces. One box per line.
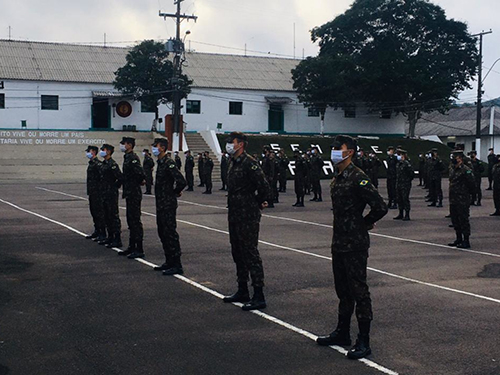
1, 179, 500, 375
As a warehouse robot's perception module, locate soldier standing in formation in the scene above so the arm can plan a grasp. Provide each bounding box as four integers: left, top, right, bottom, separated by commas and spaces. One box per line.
386, 146, 398, 209
174, 151, 182, 170
118, 137, 146, 259
202, 151, 214, 194
278, 148, 289, 193
309, 147, 324, 202
261, 146, 275, 208
490, 154, 500, 216
197, 153, 205, 187
85, 146, 106, 242
223, 132, 271, 311
271, 151, 280, 203
316, 135, 387, 360
98, 144, 123, 248
220, 152, 229, 191
447, 150, 475, 249
469, 151, 484, 206
367, 152, 382, 189
304, 152, 312, 195
427, 149, 445, 207
142, 149, 154, 195
292, 150, 306, 207
418, 153, 426, 186
393, 149, 414, 221
151, 138, 187, 275
487, 148, 496, 190
184, 150, 195, 191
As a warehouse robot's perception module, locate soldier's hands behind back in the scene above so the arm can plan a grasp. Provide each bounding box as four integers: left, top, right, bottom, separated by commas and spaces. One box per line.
260, 201, 269, 209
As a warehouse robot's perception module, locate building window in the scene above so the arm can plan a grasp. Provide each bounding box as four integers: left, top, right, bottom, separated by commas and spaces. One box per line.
141, 101, 156, 113
344, 105, 356, 118
229, 101, 243, 115
41, 95, 59, 110
308, 107, 320, 117
380, 109, 392, 119
186, 100, 201, 114
0, 94, 4, 109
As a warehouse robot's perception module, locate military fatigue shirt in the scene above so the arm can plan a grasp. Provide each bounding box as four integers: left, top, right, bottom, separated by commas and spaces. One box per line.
227, 152, 271, 223
122, 151, 145, 199
386, 155, 398, 179
493, 163, 500, 186
155, 155, 187, 211
203, 157, 214, 175
449, 164, 475, 205
471, 159, 485, 181
175, 155, 182, 169
429, 157, 445, 181
396, 160, 414, 187
330, 163, 388, 253
143, 155, 155, 172
310, 154, 325, 179
86, 157, 102, 196
294, 157, 306, 178
101, 157, 123, 196
185, 155, 194, 172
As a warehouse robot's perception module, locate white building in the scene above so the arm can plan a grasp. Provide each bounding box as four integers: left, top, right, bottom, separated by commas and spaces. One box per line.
0, 39, 406, 136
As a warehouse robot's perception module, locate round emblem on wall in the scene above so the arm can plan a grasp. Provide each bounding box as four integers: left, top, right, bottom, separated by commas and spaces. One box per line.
116, 101, 132, 118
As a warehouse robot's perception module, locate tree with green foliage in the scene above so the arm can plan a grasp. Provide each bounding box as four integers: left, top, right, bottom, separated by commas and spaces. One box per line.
114, 40, 192, 127
293, 0, 478, 137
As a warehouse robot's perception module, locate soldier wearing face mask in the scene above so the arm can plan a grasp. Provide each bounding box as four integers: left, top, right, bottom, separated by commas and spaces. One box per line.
393, 149, 414, 221
292, 150, 306, 207
142, 149, 155, 195
85, 145, 106, 242
317, 135, 387, 360
386, 146, 398, 209
184, 150, 195, 191
223, 132, 270, 311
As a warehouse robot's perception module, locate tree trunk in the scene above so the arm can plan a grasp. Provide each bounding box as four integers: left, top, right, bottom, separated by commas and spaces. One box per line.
320, 108, 326, 136
407, 110, 418, 138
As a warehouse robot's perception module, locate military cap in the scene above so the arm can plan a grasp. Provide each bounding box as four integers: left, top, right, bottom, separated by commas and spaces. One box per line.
120, 137, 135, 146
397, 149, 408, 154
387, 146, 395, 151
468, 150, 477, 155
184, 150, 191, 154
430, 148, 438, 152
451, 150, 464, 157
142, 148, 149, 153
331, 135, 357, 150
152, 138, 169, 148
225, 131, 248, 143
101, 144, 114, 151
455, 143, 465, 150
85, 145, 98, 153
489, 148, 494, 151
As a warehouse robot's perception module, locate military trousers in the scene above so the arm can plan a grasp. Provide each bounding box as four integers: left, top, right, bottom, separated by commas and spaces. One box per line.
279, 172, 287, 191
186, 169, 194, 189
472, 178, 482, 203
396, 184, 411, 211
88, 193, 105, 231
387, 177, 396, 202
156, 206, 182, 264
228, 220, 264, 288
126, 195, 143, 242
450, 204, 471, 237
332, 251, 372, 321
311, 177, 322, 197
205, 173, 213, 192
145, 171, 153, 194
429, 178, 443, 202
294, 178, 304, 199
493, 187, 500, 210
102, 192, 121, 236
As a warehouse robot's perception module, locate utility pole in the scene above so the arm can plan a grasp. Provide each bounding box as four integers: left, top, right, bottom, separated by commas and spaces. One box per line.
472, 30, 492, 159
8, 26, 11, 40
160, 1, 197, 146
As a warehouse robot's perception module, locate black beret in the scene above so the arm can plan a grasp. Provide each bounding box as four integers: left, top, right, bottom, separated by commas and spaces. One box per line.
451, 150, 464, 157
387, 146, 395, 151
331, 135, 357, 150
152, 138, 169, 148
120, 137, 135, 146
397, 149, 408, 154
142, 149, 149, 153
85, 146, 98, 152
225, 131, 247, 143
101, 144, 114, 151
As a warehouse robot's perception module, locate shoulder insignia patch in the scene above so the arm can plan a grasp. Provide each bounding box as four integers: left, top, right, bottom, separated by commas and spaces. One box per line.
169, 164, 176, 168
466, 170, 472, 174
251, 165, 258, 170
132, 160, 138, 163
112, 166, 116, 170
360, 180, 369, 186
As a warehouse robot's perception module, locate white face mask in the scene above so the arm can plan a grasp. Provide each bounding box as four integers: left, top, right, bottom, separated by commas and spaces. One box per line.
226, 143, 240, 155
119, 144, 126, 153
331, 150, 348, 165
85, 152, 93, 159
142, 152, 146, 157
397, 155, 402, 161
99, 150, 107, 158
152, 147, 160, 157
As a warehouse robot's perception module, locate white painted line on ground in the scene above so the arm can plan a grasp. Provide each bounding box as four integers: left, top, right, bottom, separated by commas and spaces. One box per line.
0, 196, 398, 375
34, 186, 500, 305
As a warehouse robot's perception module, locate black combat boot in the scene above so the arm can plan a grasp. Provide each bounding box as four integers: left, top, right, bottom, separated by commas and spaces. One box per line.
163, 257, 184, 275
393, 209, 404, 220
107, 233, 122, 248
95, 229, 106, 242
98, 231, 113, 246
292, 198, 300, 207
310, 194, 318, 202
436, 199, 443, 208
317, 194, 323, 202
457, 235, 471, 249
127, 241, 145, 259
118, 239, 135, 256
403, 210, 410, 221
448, 233, 463, 247
347, 320, 371, 360
428, 201, 436, 207
296, 197, 304, 207
316, 315, 352, 346
242, 286, 266, 311
476, 199, 481, 206
490, 211, 500, 216
86, 229, 99, 240
223, 282, 250, 303
391, 203, 398, 209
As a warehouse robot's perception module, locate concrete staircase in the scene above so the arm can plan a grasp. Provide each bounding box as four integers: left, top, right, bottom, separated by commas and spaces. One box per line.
185, 132, 221, 183
0, 131, 158, 183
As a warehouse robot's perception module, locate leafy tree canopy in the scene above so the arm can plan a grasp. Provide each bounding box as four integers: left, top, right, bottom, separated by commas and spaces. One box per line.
113, 40, 192, 118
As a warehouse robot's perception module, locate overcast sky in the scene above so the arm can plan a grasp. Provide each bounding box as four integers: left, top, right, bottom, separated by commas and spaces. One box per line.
1, 0, 499, 100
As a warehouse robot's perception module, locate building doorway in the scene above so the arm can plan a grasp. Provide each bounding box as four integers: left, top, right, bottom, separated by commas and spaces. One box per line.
92, 98, 110, 129
268, 104, 284, 132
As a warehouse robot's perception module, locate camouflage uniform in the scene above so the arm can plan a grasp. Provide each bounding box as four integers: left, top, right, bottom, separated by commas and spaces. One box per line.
184, 154, 195, 190
304, 156, 312, 195
175, 154, 182, 169
488, 152, 497, 189
310, 153, 325, 200
143, 154, 155, 194
220, 154, 229, 190
418, 155, 426, 186
449, 163, 475, 239
470, 158, 485, 205
261, 155, 275, 206
278, 154, 290, 192
428, 157, 445, 206
396, 159, 414, 214
386, 154, 398, 207
227, 152, 271, 287
87, 157, 105, 234
202, 156, 214, 193
492, 161, 500, 214
197, 155, 205, 187
123, 151, 146, 245
293, 155, 306, 206
331, 163, 388, 322
101, 157, 123, 238
155, 155, 187, 266
368, 155, 382, 188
